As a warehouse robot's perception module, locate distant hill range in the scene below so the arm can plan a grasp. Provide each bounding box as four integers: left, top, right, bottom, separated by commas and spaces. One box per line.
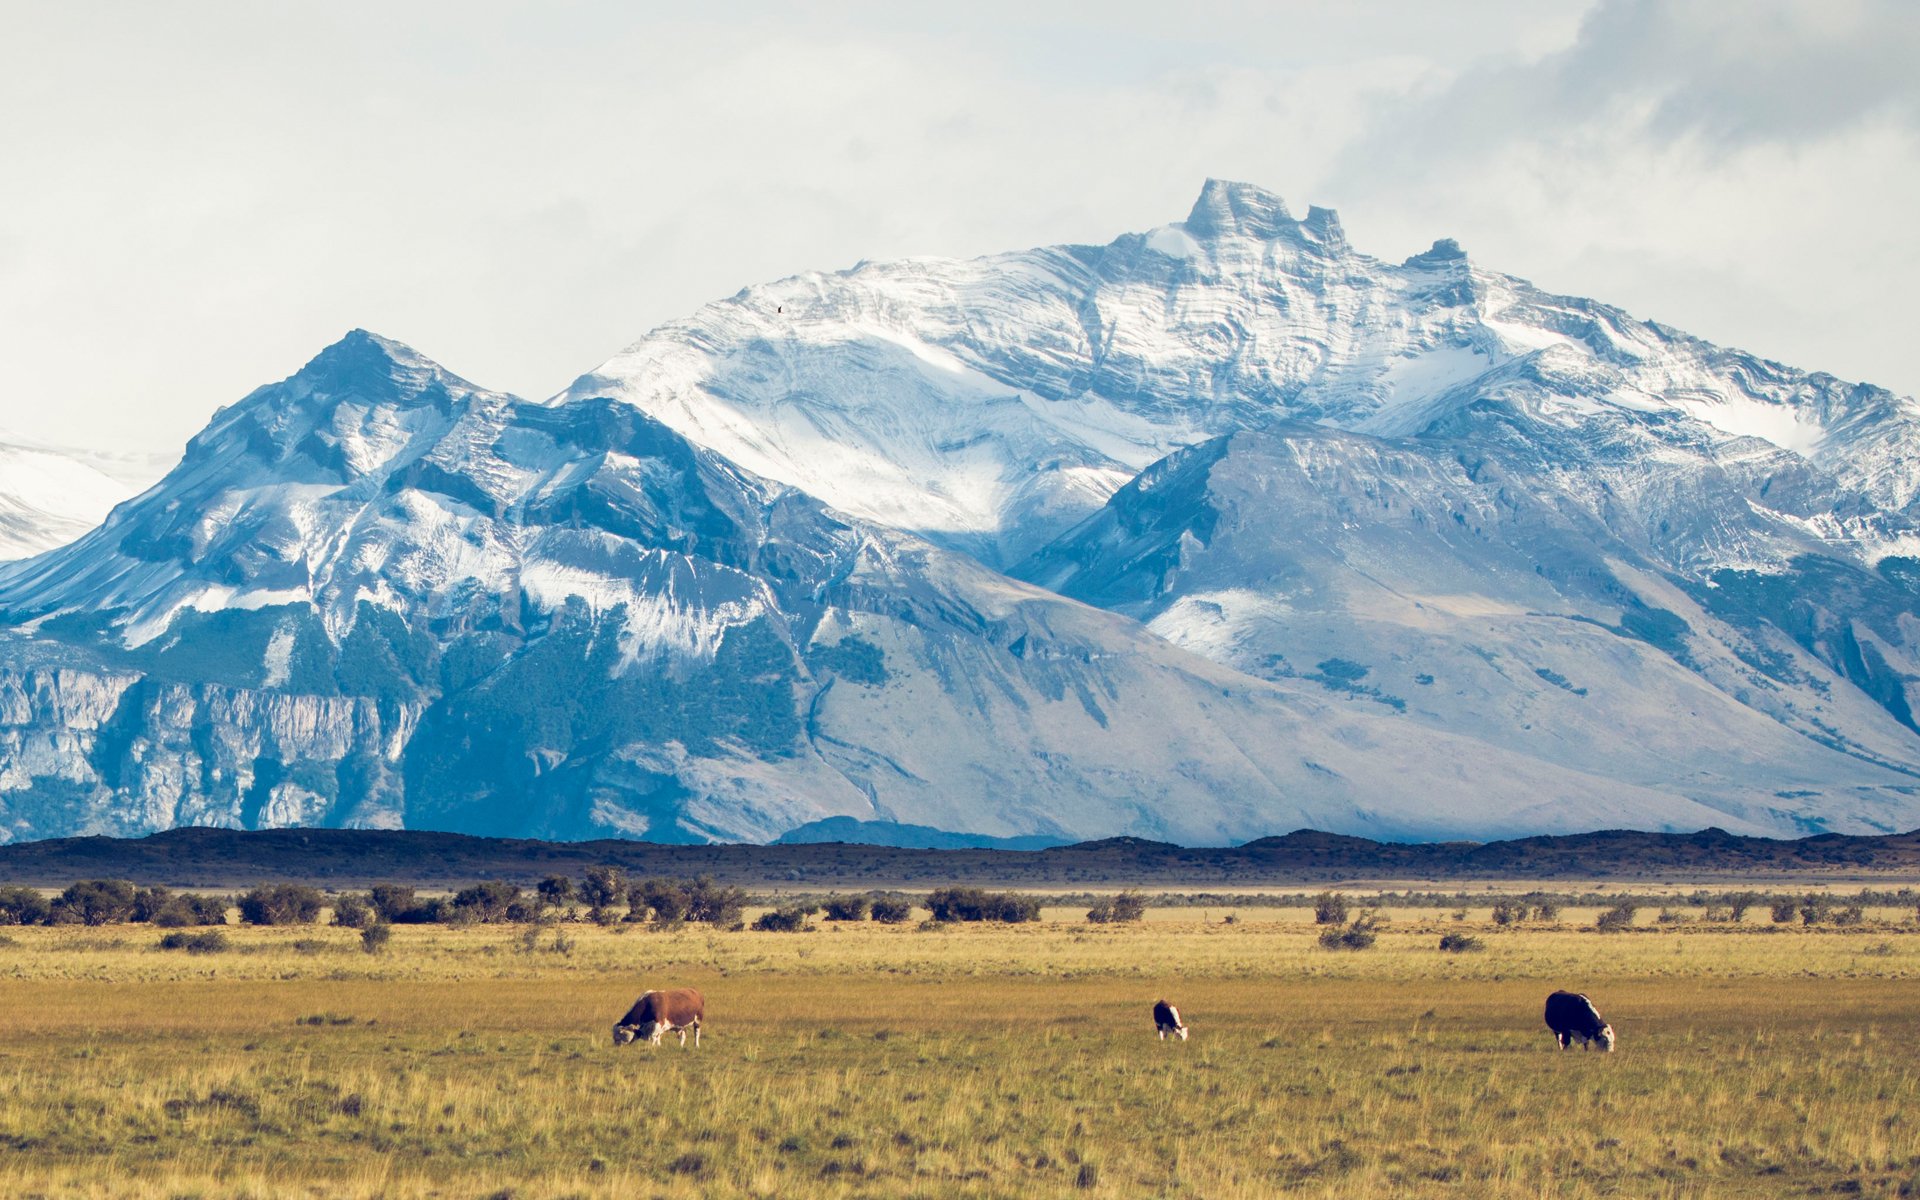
2, 825, 1918, 888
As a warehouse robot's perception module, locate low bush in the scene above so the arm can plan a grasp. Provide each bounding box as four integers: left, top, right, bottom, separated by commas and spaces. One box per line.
925, 887, 1041, 923
157, 930, 229, 954
1491, 900, 1525, 926
1770, 900, 1798, 924
1438, 932, 1483, 953
1319, 911, 1380, 950
752, 905, 817, 932
870, 897, 913, 924
1312, 892, 1350, 925
1594, 902, 1638, 932
330, 893, 376, 929
822, 895, 871, 922
153, 894, 228, 927
50, 880, 138, 926
360, 923, 392, 954
1085, 890, 1147, 924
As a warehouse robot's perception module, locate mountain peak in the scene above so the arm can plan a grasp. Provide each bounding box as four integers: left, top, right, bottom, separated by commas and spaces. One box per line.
291, 330, 476, 405
1183, 179, 1297, 241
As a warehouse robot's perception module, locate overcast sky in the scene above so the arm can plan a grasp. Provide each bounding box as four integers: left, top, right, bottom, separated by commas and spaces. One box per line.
3, 0, 1916, 468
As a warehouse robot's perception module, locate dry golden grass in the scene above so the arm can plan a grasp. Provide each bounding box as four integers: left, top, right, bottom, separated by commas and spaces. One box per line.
0, 909, 1917, 1198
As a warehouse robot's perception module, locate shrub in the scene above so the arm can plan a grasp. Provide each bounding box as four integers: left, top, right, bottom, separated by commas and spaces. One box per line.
1533, 903, 1560, 922
1491, 900, 1525, 926
449, 881, 523, 924
153, 894, 228, 927
634, 878, 688, 925
50, 880, 138, 926
0, 885, 51, 926
1319, 911, 1379, 951
1770, 899, 1798, 924
370, 884, 432, 924
1728, 893, 1757, 923
1833, 904, 1865, 927
1656, 907, 1687, 924
237, 884, 326, 926
870, 897, 913, 924
131, 886, 173, 923
1594, 902, 1638, 932
579, 866, 629, 911
1438, 932, 1483, 953
536, 875, 576, 908
822, 895, 871, 922
1086, 890, 1147, 924
1800, 895, 1833, 927
157, 930, 229, 953
360, 923, 392, 954
330, 893, 376, 929
683, 876, 747, 926
925, 887, 1041, 923
752, 905, 817, 932
1312, 892, 1349, 925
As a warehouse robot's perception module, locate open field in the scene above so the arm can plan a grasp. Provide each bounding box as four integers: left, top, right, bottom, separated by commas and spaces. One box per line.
3, 908, 1920, 1198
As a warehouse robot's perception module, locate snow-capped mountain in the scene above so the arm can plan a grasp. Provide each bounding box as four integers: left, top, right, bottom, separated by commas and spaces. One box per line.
0, 332, 1731, 844
561, 179, 1920, 572
0, 437, 138, 561
556, 179, 1920, 834
4, 179, 1919, 844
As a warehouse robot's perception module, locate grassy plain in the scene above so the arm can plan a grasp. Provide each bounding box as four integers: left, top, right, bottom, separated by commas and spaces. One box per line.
1, 904, 1918, 1198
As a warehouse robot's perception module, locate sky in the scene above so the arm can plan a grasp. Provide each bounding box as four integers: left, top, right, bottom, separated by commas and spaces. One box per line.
2, 0, 1917, 472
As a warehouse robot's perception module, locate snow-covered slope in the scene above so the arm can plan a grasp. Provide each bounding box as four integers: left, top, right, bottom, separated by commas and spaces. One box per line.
1016, 424, 1920, 835
0, 438, 137, 561
0, 332, 1753, 844
561, 179, 1920, 573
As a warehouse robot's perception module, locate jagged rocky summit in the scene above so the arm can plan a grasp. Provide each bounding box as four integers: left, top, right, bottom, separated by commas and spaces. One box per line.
2, 180, 1918, 844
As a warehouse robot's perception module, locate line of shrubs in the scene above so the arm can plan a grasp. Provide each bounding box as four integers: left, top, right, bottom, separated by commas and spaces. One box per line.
0, 881, 228, 928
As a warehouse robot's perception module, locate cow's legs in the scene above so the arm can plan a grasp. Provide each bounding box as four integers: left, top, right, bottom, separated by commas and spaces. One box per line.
693, 1022, 701, 1048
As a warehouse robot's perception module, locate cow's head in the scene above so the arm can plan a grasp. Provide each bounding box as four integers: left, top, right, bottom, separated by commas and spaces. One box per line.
1174, 1026, 1189, 1042
612, 1024, 640, 1047
1597, 1023, 1616, 1052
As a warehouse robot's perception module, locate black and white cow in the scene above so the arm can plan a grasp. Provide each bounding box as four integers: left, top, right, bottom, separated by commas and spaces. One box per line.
1153, 999, 1188, 1041
1544, 990, 1614, 1051
612, 987, 705, 1048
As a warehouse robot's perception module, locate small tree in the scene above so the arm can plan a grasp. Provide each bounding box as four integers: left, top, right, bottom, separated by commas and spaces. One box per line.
1312, 892, 1350, 925
0, 885, 51, 926
870, 897, 913, 924
51, 880, 138, 926
684, 877, 747, 926
1491, 900, 1525, 927
237, 884, 326, 926
131, 885, 173, 923
1728, 893, 1757, 924
1770, 898, 1798, 924
449, 882, 522, 924
1800, 894, 1833, 927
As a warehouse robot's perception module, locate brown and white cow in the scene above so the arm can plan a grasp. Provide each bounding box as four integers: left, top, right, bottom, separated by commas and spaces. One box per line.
1153, 999, 1188, 1041
612, 987, 705, 1048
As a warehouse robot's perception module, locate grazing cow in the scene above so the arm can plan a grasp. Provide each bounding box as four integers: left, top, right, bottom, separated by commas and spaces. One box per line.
1544, 990, 1615, 1051
1153, 999, 1188, 1041
612, 987, 705, 1048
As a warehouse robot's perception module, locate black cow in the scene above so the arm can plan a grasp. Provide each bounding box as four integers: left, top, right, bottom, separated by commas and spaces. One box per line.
1153, 999, 1188, 1041
1544, 990, 1614, 1051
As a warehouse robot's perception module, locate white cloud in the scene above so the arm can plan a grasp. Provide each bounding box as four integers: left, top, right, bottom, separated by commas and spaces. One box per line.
0, 0, 1913, 468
